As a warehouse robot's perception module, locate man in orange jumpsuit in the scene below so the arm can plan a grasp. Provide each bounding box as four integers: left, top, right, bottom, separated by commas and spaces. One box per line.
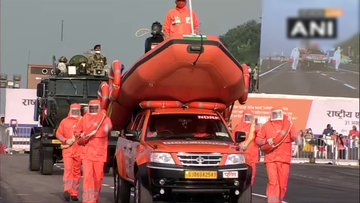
56, 103, 82, 201
164, 0, 201, 37
233, 110, 259, 186
255, 108, 300, 203
76, 99, 112, 203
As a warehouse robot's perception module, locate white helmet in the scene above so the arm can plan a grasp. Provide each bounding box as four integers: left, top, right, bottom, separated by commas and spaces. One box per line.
69, 103, 81, 118
88, 100, 101, 116
270, 108, 284, 121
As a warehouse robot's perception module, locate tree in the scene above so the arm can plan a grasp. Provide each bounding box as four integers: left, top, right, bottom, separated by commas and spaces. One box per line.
220, 20, 261, 66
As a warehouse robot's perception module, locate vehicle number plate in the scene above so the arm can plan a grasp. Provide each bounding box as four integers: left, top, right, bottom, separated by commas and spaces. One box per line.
184, 171, 217, 179
222, 171, 238, 178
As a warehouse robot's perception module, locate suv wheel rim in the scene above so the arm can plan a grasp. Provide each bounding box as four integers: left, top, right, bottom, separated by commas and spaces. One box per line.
114, 172, 118, 201
135, 180, 139, 203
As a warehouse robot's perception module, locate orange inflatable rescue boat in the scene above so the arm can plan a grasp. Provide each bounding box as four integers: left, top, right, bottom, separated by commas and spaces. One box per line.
106, 35, 249, 130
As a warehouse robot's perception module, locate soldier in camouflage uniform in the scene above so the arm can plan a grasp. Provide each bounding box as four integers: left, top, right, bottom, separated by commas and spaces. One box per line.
87, 44, 107, 75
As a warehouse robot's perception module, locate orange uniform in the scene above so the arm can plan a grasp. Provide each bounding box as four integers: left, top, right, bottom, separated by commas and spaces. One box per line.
164, 0, 200, 37
233, 110, 260, 186
255, 109, 299, 203
56, 103, 82, 201
77, 100, 112, 203
349, 126, 359, 139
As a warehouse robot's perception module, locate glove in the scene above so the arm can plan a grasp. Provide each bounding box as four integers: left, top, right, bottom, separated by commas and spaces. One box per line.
74, 131, 83, 139
66, 137, 76, 146
77, 136, 89, 146
267, 138, 274, 146
239, 142, 247, 151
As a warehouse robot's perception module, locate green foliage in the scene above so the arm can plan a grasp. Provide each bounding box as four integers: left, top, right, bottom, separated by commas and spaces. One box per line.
220, 20, 261, 66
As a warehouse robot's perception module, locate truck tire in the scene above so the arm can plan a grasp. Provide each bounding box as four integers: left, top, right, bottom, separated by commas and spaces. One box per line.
40, 146, 54, 175
29, 135, 40, 171
230, 185, 252, 203
114, 169, 131, 203
134, 173, 153, 203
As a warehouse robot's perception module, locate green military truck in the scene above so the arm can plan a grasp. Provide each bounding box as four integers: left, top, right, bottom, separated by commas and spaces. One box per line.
29, 55, 116, 175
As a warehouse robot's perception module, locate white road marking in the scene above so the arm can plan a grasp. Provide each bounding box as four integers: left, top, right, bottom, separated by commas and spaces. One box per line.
340, 68, 359, 74
252, 193, 267, 198
259, 62, 288, 77
344, 84, 357, 89
252, 193, 288, 203
319, 74, 358, 90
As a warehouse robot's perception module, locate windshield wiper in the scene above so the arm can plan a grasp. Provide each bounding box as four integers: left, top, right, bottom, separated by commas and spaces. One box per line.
69, 79, 78, 95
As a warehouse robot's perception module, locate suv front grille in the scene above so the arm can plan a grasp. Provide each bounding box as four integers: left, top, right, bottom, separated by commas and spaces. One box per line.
177, 153, 223, 166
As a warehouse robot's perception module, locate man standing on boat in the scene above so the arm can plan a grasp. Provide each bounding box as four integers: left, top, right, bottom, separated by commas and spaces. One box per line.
145, 21, 165, 53
164, 0, 201, 37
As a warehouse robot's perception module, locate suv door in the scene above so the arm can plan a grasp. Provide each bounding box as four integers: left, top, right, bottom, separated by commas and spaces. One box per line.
124, 111, 146, 181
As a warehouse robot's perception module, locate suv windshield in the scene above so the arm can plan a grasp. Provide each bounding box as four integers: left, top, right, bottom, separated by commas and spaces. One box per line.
146, 113, 233, 142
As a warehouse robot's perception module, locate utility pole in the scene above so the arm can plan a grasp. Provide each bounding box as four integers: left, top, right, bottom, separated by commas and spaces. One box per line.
0, 0, 3, 115
0, 0, 2, 74
61, 20, 64, 42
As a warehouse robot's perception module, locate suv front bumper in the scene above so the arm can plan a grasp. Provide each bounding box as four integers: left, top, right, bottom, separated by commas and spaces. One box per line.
140, 163, 251, 196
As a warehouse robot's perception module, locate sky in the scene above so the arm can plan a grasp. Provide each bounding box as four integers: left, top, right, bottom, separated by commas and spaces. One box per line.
0, 0, 262, 114
259, 0, 359, 58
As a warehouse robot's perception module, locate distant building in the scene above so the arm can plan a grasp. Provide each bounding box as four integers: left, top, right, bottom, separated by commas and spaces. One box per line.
27, 64, 53, 89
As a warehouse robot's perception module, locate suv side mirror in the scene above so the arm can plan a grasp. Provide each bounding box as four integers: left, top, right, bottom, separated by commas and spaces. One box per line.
235, 131, 246, 143
125, 131, 138, 140
36, 83, 45, 97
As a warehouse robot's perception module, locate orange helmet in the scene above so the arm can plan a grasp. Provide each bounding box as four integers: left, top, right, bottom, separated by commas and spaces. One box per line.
69, 103, 81, 118
88, 100, 101, 115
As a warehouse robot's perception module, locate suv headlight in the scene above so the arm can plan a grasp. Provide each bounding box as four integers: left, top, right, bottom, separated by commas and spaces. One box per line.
225, 154, 245, 165
150, 152, 175, 165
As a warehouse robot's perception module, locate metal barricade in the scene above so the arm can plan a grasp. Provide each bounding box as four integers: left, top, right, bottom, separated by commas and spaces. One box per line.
11, 126, 32, 152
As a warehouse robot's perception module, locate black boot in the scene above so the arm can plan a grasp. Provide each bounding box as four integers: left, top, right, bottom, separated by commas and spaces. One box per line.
63, 191, 70, 201
70, 196, 79, 201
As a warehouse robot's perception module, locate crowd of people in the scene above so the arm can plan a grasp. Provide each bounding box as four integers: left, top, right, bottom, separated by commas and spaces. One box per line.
299, 124, 360, 160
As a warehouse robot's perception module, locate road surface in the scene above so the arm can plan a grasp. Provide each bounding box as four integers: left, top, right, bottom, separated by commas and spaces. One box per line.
1, 154, 359, 203
259, 61, 359, 98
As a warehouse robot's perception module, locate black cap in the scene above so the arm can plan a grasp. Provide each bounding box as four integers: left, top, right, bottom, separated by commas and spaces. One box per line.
94, 44, 101, 50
